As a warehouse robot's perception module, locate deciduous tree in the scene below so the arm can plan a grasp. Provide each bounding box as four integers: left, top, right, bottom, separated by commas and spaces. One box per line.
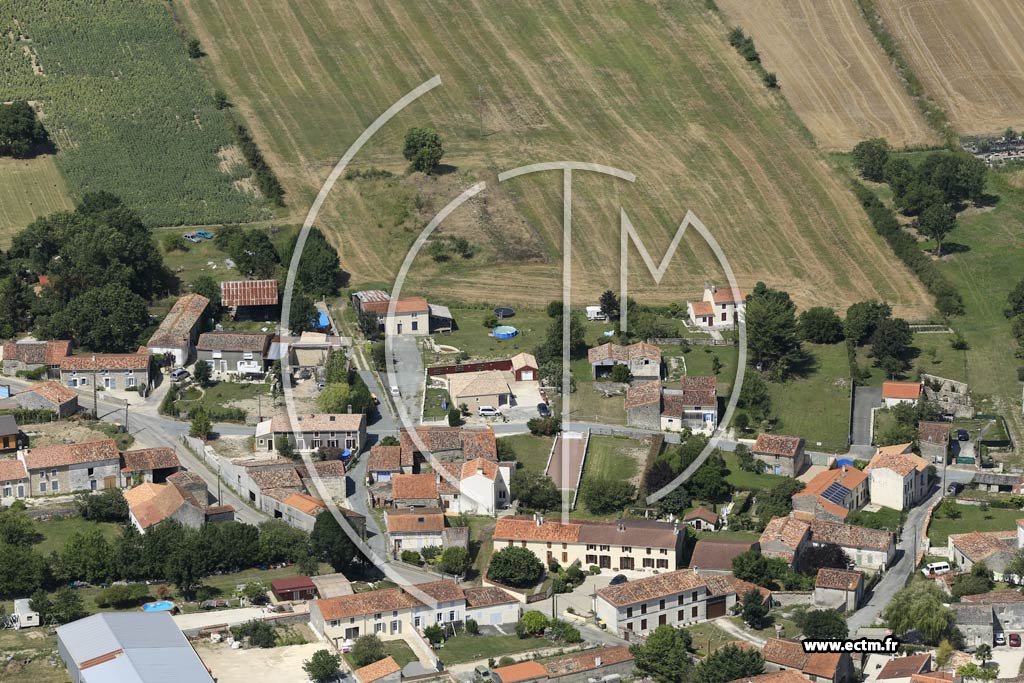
304, 649, 341, 683
693, 643, 764, 683
487, 546, 544, 588
630, 625, 693, 683
403, 127, 444, 174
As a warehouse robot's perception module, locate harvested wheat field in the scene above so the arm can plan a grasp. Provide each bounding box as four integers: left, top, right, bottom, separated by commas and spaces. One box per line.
177, 0, 933, 316
716, 0, 939, 150
876, 0, 1024, 134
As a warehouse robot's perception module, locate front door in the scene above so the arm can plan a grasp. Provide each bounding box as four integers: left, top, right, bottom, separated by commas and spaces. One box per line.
774, 465, 781, 475
599, 555, 611, 569
621, 557, 634, 570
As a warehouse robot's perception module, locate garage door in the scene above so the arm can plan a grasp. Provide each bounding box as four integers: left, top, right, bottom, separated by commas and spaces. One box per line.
706, 597, 726, 618
521, 370, 534, 381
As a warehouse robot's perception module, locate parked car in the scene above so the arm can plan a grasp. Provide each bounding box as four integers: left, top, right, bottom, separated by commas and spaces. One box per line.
475, 665, 491, 678
595, 617, 607, 630
996, 632, 1006, 646
183, 233, 200, 243
478, 406, 501, 417
195, 230, 214, 239
370, 392, 379, 404
390, 386, 400, 397
957, 429, 970, 441
317, 381, 325, 391
609, 574, 628, 586
1010, 633, 1020, 647
170, 368, 190, 382
947, 482, 964, 495
537, 402, 551, 417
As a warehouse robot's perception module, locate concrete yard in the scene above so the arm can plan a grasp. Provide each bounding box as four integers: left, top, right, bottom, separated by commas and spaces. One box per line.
196, 641, 326, 683
173, 607, 271, 633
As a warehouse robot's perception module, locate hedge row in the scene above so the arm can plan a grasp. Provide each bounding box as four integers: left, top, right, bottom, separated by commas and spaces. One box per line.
851, 181, 963, 316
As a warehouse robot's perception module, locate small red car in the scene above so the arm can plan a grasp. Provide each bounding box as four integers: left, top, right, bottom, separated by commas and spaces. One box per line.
1009, 633, 1020, 647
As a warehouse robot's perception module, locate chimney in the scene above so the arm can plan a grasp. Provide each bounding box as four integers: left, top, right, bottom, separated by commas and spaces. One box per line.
616, 518, 625, 533
537, 515, 544, 526
693, 565, 700, 576
347, 404, 353, 414
477, 463, 483, 475
595, 656, 602, 667
842, 464, 847, 474
435, 473, 441, 484
673, 521, 679, 536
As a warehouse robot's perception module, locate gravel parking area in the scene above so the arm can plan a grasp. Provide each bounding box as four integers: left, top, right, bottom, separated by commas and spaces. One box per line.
196, 641, 327, 683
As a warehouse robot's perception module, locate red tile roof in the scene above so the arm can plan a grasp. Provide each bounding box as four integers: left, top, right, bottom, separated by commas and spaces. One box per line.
762, 638, 808, 669
877, 654, 931, 680
688, 538, 757, 571
680, 376, 717, 391
368, 445, 402, 472
220, 279, 278, 307
882, 381, 922, 400
493, 516, 582, 544
753, 434, 803, 458
391, 473, 439, 500
412, 579, 464, 603
386, 507, 445, 533
493, 662, 546, 683
267, 413, 365, 433
690, 301, 714, 317
461, 458, 499, 481
124, 482, 191, 529
22, 439, 119, 469
60, 350, 149, 372
684, 507, 719, 524
354, 656, 401, 683
0, 459, 28, 481
587, 342, 661, 364
18, 380, 78, 405
918, 421, 950, 446
809, 519, 893, 552
270, 576, 316, 593
815, 568, 864, 591
196, 331, 270, 352
283, 492, 327, 516
463, 586, 518, 608
728, 672, 813, 683
147, 294, 209, 348
759, 516, 810, 550
121, 447, 180, 473
867, 451, 929, 477
545, 647, 633, 678
625, 380, 661, 409
315, 588, 421, 620
711, 287, 745, 304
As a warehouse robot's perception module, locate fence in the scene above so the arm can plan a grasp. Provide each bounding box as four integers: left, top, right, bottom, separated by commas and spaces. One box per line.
648, 337, 735, 346
426, 359, 514, 377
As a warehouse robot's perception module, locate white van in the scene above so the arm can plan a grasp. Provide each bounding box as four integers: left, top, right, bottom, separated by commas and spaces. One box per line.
921, 561, 951, 577
586, 306, 607, 322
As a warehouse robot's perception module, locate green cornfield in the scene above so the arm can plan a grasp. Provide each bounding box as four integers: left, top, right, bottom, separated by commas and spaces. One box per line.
0, 0, 270, 226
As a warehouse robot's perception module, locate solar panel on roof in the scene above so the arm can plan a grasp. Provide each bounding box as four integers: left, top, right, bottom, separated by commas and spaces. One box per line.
820, 482, 850, 505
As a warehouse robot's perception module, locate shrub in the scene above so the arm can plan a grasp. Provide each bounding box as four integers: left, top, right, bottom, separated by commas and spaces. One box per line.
609, 364, 631, 383
487, 546, 544, 588
231, 620, 276, 648
351, 635, 387, 666
401, 550, 421, 565
465, 619, 479, 635
527, 416, 561, 436
420, 546, 442, 561
498, 657, 515, 667
423, 624, 444, 644
516, 611, 548, 638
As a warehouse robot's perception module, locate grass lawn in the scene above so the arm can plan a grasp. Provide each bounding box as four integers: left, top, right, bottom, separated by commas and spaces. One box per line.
437, 633, 558, 666
687, 621, 738, 656
722, 452, 791, 491
762, 343, 852, 452
582, 435, 643, 482
175, 379, 261, 419
0, 630, 70, 683
32, 518, 122, 556
694, 529, 760, 542
848, 506, 905, 531
501, 434, 554, 475
423, 387, 451, 421
429, 307, 549, 361
465, 516, 496, 582
927, 503, 1023, 545
565, 383, 627, 425
157, 224, 298, 288
346, 640, 418, 668
671, 345, 739, 397
0, 156, 74, 246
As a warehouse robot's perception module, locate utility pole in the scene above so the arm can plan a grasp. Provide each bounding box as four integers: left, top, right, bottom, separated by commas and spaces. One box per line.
92, 370, 98, 418
257, 382, 262, 422
124, 399, 129, 434
217, 460, 222, 505
476, 84, 484, 139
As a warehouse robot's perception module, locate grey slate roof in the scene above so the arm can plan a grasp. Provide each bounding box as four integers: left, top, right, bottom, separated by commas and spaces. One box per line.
0, 414, 18, 435
56, 612, 213, 682
952, 603, 994, 625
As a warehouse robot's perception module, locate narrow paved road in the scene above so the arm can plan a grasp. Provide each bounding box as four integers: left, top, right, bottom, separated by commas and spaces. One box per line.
852, 386, 882, 447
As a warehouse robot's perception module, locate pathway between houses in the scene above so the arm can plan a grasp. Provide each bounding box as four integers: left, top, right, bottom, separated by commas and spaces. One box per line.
711, 616, 767, 646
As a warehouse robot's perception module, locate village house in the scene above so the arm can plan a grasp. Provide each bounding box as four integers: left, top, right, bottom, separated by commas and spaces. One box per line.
758, 516, 811, 566
120, 447, 181, 486
687, 538, 759, 575
687, 284, 745, 329
791, 465, 869, 523
352, 291, 432, 336
351, 290, 391, 316
0, 415, 20, 452
808, 519, 895, 571
948, 528, 1020, 580
271, 576, 318, 602
354, 656, 402, 683
220, 279, 279, 319
876, 654, 932, 683
683, 507, 720, 532
882, 381, 922, 408
296, 460, 349, 501
492, 647, 635, 683
588, 342, 661, 381
753, 434, 807, 477
398, 425, 497, 468
391, 473, 442, 508
449, 458, 511, 515
918, 421, 950, 464
761, 638, 853, 683
595, 568, 768, 637
262, 490, 329, 532
385, 507, 446, 555
255, 413, 366, 456
728, 673, 813, 683
813, 568, 865, 611
447, 370, 514, 410
1, 339, 71, 378
367, 444, 403, 483
123, 481, 206, 532
310, 579, 482, 646
494, 515, 683, 572
11, 381, 78, 418
663, 376, 718, 433
19, 439, 121, 495
463, 586, 520, 627
0, 459, 29, 501
145, 293, 209, 366
59, 348, 151, 391
865, 446, 929, 510
196, 331, 271, 376
625, 380, 662, 430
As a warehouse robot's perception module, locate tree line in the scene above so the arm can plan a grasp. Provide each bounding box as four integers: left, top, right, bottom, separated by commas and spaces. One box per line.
0, 101, 52, 158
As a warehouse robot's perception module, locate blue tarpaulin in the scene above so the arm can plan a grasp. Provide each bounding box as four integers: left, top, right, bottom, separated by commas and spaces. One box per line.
317, 311, 330, 328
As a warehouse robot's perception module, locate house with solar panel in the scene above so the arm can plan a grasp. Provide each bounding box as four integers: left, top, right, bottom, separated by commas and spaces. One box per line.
791, 465, 869, 523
